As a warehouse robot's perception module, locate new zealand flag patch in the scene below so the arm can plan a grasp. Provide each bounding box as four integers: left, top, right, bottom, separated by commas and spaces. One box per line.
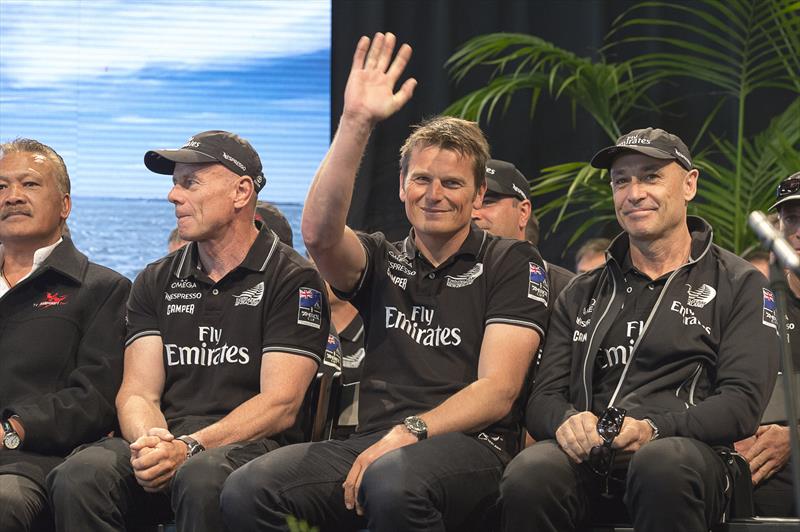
298, 287, 322, 329
762, 288, 778, 332
324, 333, 343, 371
527, 262, 549, 306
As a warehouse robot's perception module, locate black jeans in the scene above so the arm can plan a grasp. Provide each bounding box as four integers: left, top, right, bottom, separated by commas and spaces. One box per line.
221, 430, 510, 532
46, 436, 275, 532
0, 473, 49, 532
499, 438, 731, 532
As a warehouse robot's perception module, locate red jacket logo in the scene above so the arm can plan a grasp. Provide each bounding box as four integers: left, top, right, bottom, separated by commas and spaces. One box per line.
35, 292, 68, 308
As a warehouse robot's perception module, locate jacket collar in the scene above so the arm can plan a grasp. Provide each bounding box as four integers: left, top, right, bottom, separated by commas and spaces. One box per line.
36, 237, 88, 284
606, 216, 713, 272
173, 222, 280, 279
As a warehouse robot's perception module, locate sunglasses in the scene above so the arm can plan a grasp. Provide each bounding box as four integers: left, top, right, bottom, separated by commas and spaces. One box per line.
777, 177, 800, 199
588, 406, 627, 496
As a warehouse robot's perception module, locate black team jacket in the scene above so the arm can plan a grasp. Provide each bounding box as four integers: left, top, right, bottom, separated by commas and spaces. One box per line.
529, 217, 779, 446
0, 237, 130, 486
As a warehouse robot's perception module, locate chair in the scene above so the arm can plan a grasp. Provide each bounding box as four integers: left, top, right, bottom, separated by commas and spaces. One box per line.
298, 370, 342, 442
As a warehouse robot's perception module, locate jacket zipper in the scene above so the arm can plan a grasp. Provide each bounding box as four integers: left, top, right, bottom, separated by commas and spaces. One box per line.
606, 236, 713, 408
688, 362, 703, 406
582, 273, 617, 411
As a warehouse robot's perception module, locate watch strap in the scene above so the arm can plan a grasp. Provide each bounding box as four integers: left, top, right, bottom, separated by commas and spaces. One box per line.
643, 418, 659, 441
176, 435, 205, 458
404, 415, 428, 441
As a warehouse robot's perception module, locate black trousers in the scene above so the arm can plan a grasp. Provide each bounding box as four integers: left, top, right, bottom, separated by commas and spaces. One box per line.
46, 436, 274, 532
221, 430, 509, 532
500, 438, 731, 532
0, 474, 49, 532
753, 460, 797, 517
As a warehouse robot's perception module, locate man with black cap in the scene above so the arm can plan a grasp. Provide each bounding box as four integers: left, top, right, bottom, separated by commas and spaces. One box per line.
0, 138, 130, 532
48, 130, 330, 532
734, 170, 800, 517
499, 127, 780, 531
473, 158, 574, 300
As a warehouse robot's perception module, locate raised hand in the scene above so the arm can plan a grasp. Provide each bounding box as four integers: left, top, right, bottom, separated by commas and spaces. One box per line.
343, 32, 417, 125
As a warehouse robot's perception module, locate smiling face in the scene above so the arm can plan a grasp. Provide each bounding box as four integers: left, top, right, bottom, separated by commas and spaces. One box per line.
167, 162, 243, 242
610, 153, 697, 244
0, 151, 70, 247
399, 145, 485, 243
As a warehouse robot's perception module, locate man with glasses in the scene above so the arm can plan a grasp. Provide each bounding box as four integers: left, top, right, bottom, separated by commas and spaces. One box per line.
499, 128, 780, 531
48, 131, 330, 532
734, 171, 800, 516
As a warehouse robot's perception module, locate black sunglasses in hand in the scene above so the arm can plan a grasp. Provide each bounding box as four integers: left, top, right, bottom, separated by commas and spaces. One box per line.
588, 406, 627, 495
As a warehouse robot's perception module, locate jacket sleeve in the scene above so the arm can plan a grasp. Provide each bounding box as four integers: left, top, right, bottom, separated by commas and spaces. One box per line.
648, 269, 780, 444
526, 286, 581, 440
5, 275, 131, 454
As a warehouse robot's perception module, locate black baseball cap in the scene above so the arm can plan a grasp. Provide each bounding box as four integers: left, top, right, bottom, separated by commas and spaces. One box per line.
590, 128, 693, 171
485, 159, 529, 201
770, 171, 800, 211
144, 130, 266, 192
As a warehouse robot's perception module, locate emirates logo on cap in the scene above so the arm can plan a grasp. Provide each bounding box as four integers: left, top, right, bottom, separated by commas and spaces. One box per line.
618, 135, 652, 146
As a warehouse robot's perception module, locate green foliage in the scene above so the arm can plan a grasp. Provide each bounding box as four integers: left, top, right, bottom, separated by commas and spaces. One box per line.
286, 515, 319, 532
446, 0, 800, 253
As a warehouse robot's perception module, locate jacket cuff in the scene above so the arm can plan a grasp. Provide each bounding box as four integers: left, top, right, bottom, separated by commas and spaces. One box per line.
647, 414, 674, 439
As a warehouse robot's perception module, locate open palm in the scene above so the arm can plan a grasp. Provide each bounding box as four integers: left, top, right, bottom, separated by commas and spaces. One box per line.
344, 32, 417, 124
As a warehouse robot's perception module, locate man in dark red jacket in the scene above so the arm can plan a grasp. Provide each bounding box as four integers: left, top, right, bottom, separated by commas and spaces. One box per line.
0, 138, 130, 531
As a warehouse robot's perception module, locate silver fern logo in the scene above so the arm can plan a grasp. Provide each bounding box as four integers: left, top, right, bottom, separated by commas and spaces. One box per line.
686, 283, 716, 308
446, 263, 484, 288
234, 281, 264, 307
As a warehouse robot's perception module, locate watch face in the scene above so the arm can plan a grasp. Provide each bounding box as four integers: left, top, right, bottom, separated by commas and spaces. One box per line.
405, 416, 426, 434
4, 432, 21, 450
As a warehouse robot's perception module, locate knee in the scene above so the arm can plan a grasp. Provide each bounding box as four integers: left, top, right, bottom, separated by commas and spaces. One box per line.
627, 438, 702, 497
172, 452, 229, 498
501, 442, 573, 506
360, 452, 424, 515
220, 459, 284, 531
47, 444, 120, 497
0, 475, 46, 530
221, 463, 262, 513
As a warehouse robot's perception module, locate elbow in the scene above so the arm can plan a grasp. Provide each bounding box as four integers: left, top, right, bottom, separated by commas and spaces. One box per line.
490, 385, 519, 422
271, 400, 303, 435
301, 212, 328, 254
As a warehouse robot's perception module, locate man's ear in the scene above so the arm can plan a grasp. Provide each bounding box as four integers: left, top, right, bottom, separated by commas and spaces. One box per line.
473, 181, 487, 209
399, 172, 407, 203
684, 168, 699, 203
234, 176, 256, 209
519, 199, 532, 228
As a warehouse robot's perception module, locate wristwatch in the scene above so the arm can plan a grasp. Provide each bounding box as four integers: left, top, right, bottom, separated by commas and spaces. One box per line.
643, 418, 660, 441
403, 415, 428, 441
176, 435, 205, 459
2, 418, 21, 450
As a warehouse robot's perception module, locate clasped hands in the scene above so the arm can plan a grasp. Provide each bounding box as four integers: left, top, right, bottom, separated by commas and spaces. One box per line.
129, 427, 189, 493
556, 411, 654, 463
